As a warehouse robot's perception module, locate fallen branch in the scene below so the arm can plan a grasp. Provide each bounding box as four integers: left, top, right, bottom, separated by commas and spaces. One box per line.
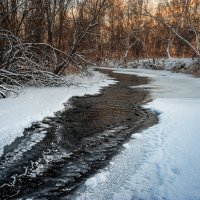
0, 29, 94, 98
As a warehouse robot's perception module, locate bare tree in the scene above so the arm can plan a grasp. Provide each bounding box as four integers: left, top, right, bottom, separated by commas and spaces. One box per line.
0, 0, 111, 98
142, 10, 200, 57
54, 0, 112, 75
1, 0, 200, 98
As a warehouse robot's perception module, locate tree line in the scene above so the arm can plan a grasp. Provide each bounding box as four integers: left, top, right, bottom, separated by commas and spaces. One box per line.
0, 0, 200, 97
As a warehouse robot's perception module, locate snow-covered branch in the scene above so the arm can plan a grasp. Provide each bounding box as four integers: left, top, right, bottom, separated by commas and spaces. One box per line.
0, 30, 69, 98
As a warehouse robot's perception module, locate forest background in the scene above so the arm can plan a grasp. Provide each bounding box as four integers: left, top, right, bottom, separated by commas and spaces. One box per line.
0, 0, 200, 97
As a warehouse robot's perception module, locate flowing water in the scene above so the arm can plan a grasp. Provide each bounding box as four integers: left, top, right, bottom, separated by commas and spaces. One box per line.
0, 69, 157, 199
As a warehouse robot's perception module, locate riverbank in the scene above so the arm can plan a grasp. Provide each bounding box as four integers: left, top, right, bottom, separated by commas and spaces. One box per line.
0, 70, 114, 157
102, 58, 200, 76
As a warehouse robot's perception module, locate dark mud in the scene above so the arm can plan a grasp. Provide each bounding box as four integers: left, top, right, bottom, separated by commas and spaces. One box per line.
0, 69, 158, 199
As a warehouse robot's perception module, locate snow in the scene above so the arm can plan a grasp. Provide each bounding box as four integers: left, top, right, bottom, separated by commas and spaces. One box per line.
85, 172, 109, 187
74, 68, 200, 200
0, 69, 116, 156
128, 58, 195, 70
105, 57, 198, 72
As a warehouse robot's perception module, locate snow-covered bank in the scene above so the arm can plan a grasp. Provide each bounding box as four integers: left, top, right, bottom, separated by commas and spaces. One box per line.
0, 69, 116, 156
127, 58, 195, 70
74, 69, 200, 200
105, 58, 200, 74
